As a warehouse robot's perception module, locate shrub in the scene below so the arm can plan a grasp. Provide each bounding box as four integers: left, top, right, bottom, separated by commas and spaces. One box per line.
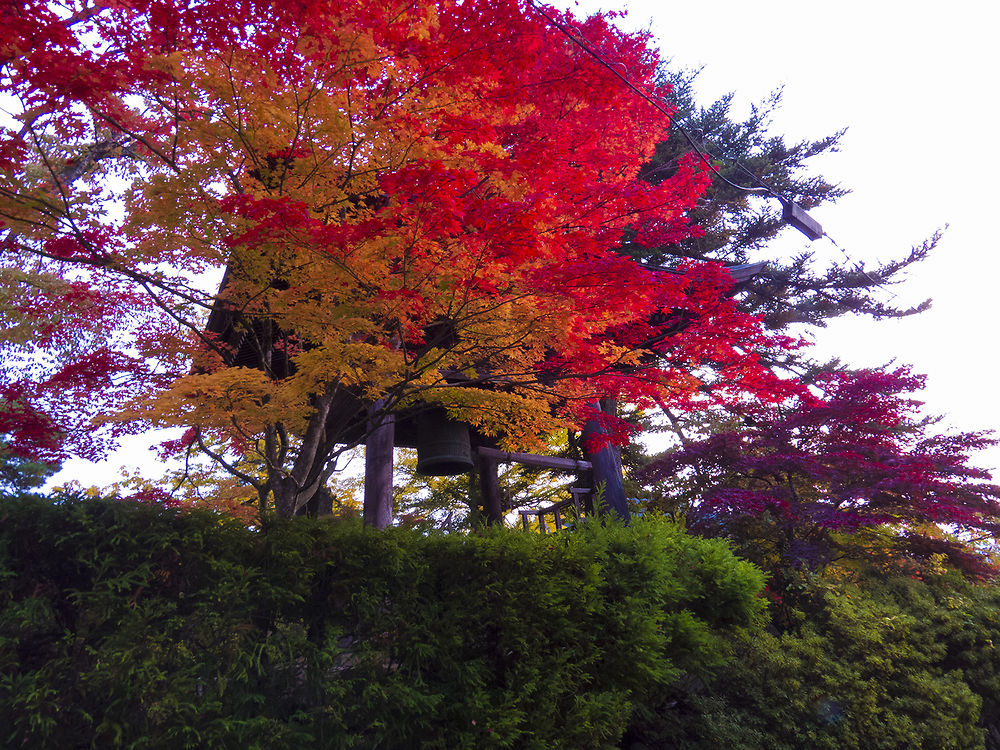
626, 569, 1000, 750
0, 496, 763, 749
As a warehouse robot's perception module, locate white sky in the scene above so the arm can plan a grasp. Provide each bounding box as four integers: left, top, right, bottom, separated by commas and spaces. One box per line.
555, 0, 1000, 472
52, 0, 1000, 487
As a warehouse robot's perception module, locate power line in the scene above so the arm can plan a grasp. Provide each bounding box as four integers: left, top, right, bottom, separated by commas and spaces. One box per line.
525, 0, 823, 240
525, 2, 901, 297
525, 2, 772, 194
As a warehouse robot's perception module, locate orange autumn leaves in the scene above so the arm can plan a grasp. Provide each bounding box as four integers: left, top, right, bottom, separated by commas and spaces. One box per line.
2, 0, 794, 512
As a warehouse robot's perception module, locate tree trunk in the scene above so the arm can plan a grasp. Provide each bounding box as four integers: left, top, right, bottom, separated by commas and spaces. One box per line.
363, 400, 395, 529
580, 399, 629, 521
270, 390, 337, 518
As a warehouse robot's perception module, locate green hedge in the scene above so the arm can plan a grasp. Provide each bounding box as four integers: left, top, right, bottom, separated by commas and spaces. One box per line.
0, 497, 763, 749
627, 570, 1000, 750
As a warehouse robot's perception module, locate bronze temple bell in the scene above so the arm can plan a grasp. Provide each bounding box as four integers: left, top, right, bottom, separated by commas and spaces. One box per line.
415, 408, 475, 476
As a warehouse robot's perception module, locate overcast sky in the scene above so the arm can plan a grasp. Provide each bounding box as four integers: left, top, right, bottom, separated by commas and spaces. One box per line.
53, 1, 1000, 487
552, 0, 1000, 471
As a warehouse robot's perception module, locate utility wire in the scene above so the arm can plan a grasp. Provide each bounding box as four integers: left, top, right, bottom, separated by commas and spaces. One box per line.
527, 0, 892, 292
525, 0, 775, 199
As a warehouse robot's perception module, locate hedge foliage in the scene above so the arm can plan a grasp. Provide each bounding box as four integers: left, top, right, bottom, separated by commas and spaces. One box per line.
0, 497, 763, 749
7, 496, 1000, 749
628, 569, 1000, 750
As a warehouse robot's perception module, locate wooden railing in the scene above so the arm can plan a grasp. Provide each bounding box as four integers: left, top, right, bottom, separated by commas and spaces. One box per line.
476, 447, 593, 533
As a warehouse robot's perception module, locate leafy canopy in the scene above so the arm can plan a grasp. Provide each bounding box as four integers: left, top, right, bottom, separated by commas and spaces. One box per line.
643, 368, 1000, 579
1, 0, 797, 514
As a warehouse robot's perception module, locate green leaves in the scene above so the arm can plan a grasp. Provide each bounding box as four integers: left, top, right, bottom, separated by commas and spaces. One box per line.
629, 569, 1000, 750
7, 495, 1000, 747
0, 497, 761, 748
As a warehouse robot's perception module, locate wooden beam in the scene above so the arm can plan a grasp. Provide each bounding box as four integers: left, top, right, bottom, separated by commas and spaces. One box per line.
477, 446, 592, 473
518, 496, 585, 534
581, 399, 629, 521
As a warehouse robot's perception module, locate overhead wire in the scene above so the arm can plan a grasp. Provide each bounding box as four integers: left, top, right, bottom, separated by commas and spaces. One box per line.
525, 0, 889, 292
525, 0, 776, 199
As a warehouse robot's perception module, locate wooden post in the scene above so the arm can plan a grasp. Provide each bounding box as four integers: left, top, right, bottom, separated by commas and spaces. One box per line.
580, 399, 629, 522
363, 400, 395, 529
477, 447, 595, 530
479, 454, 503, 525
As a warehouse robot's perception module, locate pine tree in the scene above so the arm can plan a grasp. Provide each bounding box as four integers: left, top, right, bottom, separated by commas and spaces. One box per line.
629, 66, 934, 332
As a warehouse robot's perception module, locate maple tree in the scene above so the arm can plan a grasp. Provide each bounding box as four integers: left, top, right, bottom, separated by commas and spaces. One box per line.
380, 63, 923, 527
1, 0, 799, 517
643, 368, 1000, 580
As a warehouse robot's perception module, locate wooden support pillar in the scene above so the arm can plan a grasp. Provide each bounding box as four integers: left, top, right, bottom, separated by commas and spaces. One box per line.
479, 454, 503, 526
363, 400, 395, 529
580, 399, 629, 522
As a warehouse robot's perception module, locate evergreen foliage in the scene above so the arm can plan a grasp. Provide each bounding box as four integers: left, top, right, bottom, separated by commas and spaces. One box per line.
631, 66, 933, 332
0, 439, 57, 498
0, 496, 761, 749
627, 568, 1000, 750
5, 496, 1000, 748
